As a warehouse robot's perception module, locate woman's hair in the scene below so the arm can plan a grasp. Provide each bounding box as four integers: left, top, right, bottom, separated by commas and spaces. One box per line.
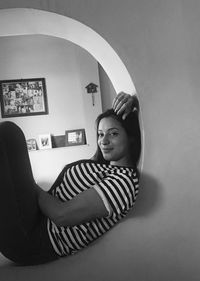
92, 108, 141, 167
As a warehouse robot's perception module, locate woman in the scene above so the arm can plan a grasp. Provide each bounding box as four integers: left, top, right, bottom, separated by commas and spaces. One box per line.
0, 92, 141, 265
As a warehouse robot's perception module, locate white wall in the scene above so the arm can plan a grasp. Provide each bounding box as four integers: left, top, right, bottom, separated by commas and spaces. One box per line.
0, 35, 102, 188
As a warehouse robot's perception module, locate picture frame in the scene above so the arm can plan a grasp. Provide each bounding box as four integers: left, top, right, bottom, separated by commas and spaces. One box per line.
38, 134, 52, 150
26, 138, 37, 151
51, 135, 65, 148
0, 78, 48, 118
65, 129, 86, 146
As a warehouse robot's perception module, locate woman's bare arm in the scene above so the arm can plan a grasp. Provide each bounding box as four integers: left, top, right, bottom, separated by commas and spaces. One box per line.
36, 186, 108, 227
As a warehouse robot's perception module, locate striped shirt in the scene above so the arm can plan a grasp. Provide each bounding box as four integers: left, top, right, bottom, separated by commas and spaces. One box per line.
47, 160, 139, 257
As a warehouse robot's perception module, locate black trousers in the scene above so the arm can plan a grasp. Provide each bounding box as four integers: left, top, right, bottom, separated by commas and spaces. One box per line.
0, 121, 58, 265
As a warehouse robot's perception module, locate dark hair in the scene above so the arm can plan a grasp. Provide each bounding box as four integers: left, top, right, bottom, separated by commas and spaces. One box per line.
92, 108, 141, 167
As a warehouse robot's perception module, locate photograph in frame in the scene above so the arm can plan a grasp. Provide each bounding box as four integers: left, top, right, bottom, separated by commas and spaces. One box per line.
0, 78, 48, 118
65, 129, 86, 146
38, 134, 52, 150
26, 139, 37, 151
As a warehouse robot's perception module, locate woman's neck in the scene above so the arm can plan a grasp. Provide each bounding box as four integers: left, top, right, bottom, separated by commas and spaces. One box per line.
110, 157, 134, 167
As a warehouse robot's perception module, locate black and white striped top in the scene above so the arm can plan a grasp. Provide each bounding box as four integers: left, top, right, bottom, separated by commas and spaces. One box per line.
47, 160, 139, 257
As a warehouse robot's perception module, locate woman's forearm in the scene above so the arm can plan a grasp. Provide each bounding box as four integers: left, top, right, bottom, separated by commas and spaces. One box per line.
37, 186, 108, 227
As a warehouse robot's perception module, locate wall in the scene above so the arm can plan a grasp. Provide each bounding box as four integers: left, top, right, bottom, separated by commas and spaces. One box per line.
98, 64, 116, 111
0, 35, 102, 188
0, 1, 200, 281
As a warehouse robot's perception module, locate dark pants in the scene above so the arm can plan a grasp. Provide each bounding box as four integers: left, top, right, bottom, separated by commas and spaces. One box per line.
0, 121, 58, 265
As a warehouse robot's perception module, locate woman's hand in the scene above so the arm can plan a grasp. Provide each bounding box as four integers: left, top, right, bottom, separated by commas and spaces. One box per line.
112, 91, 139, 120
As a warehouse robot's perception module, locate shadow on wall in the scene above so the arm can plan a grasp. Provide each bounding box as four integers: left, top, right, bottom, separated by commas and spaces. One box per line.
127, 173, 163, 219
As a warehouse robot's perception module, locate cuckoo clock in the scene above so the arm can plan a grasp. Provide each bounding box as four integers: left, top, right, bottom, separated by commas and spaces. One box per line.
85, 83, 98, 106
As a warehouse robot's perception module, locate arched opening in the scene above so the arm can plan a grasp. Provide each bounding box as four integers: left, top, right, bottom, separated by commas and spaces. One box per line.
0, 8, 136, 95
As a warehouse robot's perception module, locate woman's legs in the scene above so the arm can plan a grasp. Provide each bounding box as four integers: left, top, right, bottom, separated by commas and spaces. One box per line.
0, 121, 57, 264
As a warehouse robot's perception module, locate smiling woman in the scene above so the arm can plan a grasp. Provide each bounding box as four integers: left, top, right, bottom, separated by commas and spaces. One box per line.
0, 94, 140, 264
98, 117, 132, 166
0, 7, 143, 266
96, 109, 141, 167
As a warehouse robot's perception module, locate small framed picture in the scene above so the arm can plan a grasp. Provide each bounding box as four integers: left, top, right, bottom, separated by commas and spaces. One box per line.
26, 138, 37, 151
38, 134, 52, 150
65, 129, 86, 146
51, 135, 65, 148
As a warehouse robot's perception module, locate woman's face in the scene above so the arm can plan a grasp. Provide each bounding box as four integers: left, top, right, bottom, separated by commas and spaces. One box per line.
98, 116, 132, 166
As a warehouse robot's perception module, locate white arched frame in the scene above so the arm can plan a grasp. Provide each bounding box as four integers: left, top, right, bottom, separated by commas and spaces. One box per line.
0, 8, 136, 95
